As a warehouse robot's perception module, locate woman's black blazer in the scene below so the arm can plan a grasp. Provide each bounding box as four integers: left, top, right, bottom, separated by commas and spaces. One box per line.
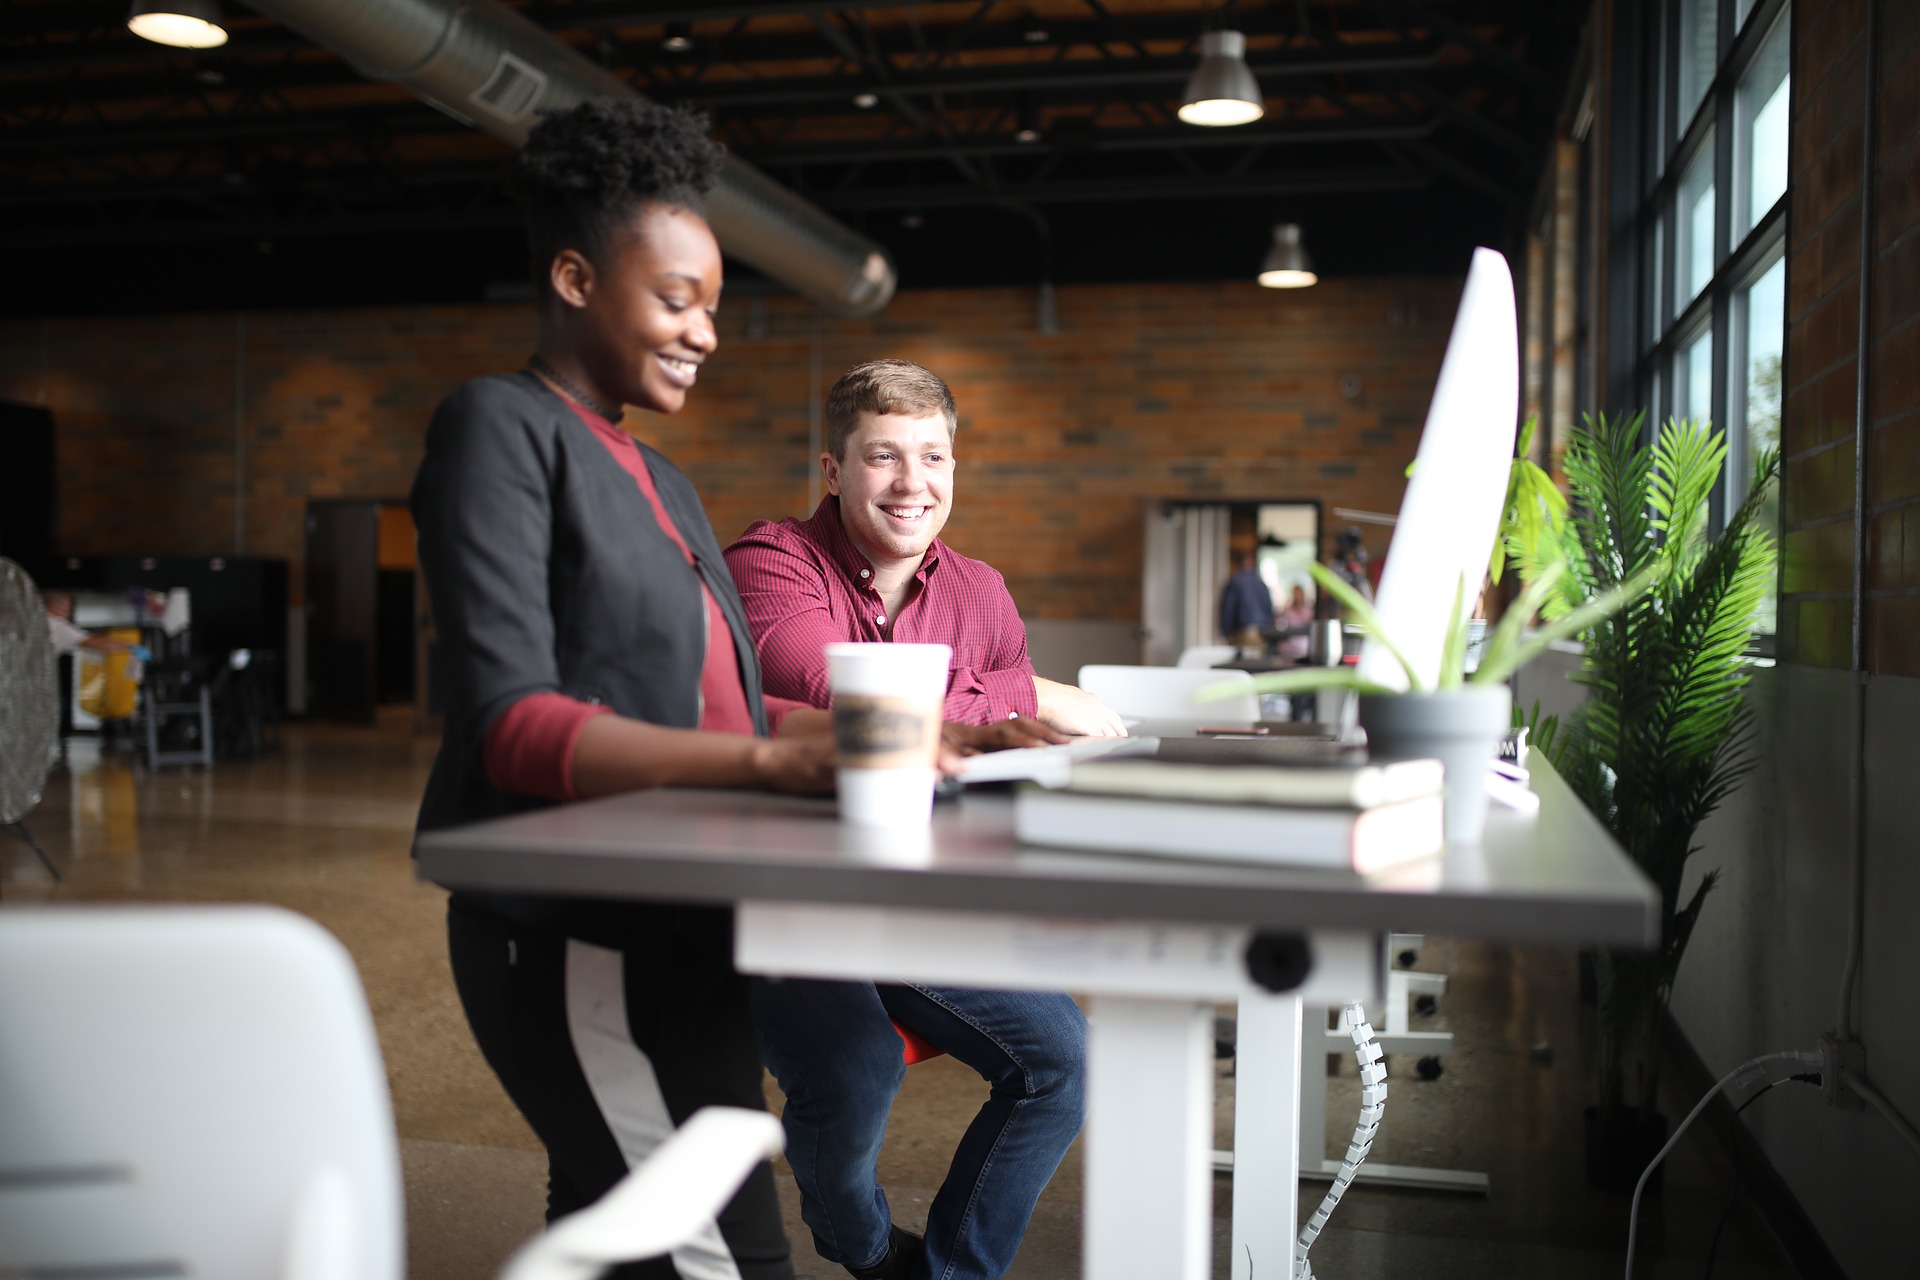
409, 372, 770, 926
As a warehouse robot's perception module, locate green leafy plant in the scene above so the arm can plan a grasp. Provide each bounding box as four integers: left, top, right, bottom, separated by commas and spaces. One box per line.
1515, 413, 1780, 1134
1200, 418, 1649, 707
1491, 416, 1569, 587
1203, 560, 1647, 706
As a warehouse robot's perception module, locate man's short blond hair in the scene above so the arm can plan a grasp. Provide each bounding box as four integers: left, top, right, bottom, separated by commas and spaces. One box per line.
824, 359, 957, 459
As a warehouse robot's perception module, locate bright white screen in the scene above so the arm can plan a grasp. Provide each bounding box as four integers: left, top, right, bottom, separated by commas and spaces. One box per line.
1356, 247, 1520, 692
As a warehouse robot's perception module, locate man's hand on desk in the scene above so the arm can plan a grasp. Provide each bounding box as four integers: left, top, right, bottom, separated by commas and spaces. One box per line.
941, 717, 1069, 763
1032, 676, 1127, 738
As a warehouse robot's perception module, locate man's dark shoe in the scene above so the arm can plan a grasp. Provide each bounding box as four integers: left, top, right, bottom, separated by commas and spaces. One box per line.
843, 1225, 923, 1280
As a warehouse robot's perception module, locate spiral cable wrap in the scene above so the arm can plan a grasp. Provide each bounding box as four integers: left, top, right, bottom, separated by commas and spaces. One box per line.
1294, 1002, 1385, 1280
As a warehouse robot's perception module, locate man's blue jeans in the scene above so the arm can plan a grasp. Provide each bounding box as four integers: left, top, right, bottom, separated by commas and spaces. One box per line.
750, 978, 1086, 1280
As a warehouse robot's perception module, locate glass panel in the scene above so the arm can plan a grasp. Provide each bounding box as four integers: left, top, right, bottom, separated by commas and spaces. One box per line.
1648, 213, 1667, 340
1740, 256, 1785, 633
1737, 0, 1758, 28
1675, 135, 1717, 312
1676, 326, 1715, 426
1736, 12, 1791, 239
1649, 5, 1669, 177
1677, 0, 1719, 132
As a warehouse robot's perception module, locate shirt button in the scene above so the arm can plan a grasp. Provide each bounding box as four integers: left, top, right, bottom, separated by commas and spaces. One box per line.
875, 615, 887, 626
859, 568, 870, 578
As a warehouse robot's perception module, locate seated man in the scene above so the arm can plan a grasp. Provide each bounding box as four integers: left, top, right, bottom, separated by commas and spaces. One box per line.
724, 359, 1111, 1280
725, 358, 1121, 736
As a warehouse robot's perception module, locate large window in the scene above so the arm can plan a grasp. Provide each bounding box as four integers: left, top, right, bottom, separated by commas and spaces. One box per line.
1633, 0, 1790, 634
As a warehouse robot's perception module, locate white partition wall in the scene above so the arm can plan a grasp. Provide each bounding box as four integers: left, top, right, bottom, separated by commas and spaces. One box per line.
1140, 503, 1231, 666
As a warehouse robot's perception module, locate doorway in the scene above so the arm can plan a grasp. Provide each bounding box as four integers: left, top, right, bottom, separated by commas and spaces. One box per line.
1140, 499, 1321, 665
305, 500, 416, 722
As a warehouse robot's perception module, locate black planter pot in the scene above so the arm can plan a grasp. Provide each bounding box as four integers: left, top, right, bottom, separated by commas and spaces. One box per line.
1583, 1105, 1669, 1193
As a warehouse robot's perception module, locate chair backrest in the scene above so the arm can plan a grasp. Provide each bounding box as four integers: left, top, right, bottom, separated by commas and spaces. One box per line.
1174, 645, 1240, 670
0, 905, 403, 1280
1076, 664, 1258, 722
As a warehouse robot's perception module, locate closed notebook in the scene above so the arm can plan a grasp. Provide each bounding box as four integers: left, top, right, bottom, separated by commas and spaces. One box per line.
1063, 757, 1444, 810
1014, 788, 1443, 873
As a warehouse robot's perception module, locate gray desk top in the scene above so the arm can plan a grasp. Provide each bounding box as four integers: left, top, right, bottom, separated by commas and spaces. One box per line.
416, 758, 1657, 949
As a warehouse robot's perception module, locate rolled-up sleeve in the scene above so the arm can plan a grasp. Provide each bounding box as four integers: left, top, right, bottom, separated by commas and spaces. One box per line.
483, 692, 612, 800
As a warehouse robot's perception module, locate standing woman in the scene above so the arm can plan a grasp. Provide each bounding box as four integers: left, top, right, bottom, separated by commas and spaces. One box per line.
411, 101, 832, 1280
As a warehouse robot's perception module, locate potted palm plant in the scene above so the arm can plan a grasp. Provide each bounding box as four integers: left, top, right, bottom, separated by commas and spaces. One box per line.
1510, 412, 1780, 1190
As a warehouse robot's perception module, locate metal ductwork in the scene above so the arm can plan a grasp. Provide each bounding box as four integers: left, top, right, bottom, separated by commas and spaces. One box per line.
243, 0, 896, 316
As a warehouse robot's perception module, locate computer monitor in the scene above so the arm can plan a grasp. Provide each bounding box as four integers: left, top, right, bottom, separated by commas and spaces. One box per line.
1354, 247, 1520, 693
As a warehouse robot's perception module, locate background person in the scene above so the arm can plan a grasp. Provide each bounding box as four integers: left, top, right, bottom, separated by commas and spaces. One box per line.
1219, 545, 1274, 651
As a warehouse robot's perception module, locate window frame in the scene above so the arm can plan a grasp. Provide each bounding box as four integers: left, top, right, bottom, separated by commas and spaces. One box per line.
1621, 0, 1791, 577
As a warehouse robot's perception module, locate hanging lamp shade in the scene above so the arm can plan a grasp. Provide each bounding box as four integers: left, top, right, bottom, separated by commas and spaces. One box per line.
1259, 223, 1318, 288
1178, 30, 1263, 127
128, 0, 228, 47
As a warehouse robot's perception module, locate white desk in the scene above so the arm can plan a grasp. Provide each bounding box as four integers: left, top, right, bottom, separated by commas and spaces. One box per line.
417, 759, 1655, 1280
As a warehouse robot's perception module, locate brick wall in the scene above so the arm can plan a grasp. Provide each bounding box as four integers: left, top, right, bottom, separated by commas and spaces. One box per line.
0, 276, 1459, 622
1781, 0, 1920, 673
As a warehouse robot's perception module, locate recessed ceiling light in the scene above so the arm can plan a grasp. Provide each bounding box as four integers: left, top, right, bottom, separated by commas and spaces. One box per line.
127, 0, 228, 49
1178, 29, 1264, 127
195, 67, 226, 85
853, 91, 880, 110
902, 213, 924, 228
661, 22, 693, 54
1015, 127, 1042, 144
1024, 27, 1049, 43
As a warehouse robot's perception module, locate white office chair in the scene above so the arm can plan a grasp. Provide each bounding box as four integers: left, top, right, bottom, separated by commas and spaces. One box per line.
1076, 663, 1259, 722
1174, 644, 1240, 670
0, 905, 781, 1280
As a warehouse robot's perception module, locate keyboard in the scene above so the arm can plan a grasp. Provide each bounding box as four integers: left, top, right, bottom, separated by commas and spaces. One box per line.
952, 735, 1161, 786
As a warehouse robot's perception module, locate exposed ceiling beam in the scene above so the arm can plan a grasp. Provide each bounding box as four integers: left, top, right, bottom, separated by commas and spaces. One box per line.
800, 168, 1431, 210
669, 46, 1442, 109
1370, 0, 1549, 93
740, 116, 1443, 166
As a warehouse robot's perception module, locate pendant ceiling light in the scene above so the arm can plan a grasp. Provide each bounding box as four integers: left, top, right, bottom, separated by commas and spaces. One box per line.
1259, 224, 1318, 288
127, 0, 228, 47
1178, 30, 1263, 127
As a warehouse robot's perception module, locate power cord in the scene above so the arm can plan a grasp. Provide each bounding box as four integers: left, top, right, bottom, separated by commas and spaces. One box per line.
1700, 1075, 1820, 1278
1293, 1002, 1383, 1280
1623, 1050, 1822, 1280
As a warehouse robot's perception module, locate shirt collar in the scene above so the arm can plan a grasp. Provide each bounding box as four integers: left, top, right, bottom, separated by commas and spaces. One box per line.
805, 495, 944, 589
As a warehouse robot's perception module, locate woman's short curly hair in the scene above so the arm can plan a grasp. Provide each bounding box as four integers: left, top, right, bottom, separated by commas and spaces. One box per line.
513, 100, 724, 294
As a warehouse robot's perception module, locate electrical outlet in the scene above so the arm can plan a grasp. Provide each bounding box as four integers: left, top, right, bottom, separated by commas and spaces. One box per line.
1819, 1033, 1866, 1110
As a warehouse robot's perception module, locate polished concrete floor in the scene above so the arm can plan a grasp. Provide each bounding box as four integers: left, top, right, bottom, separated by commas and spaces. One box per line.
5, 718, 1807, 1280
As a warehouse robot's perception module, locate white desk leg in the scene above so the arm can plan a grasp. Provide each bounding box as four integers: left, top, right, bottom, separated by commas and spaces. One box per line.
1230, 993, 1303, 1280
1085, 995, 1214, 1280
1297, 1004, 1331, 1187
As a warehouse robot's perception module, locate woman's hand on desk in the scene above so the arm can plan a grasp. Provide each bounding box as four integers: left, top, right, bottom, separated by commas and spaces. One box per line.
747, 734, 839, 794
571, 714, 836, 796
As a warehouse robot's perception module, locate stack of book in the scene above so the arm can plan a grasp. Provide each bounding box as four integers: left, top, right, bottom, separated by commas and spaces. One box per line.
1013, 743, 1445, 873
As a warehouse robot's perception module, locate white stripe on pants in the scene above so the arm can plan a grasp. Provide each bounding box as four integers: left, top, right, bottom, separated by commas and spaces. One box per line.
564, 938, 745, 1280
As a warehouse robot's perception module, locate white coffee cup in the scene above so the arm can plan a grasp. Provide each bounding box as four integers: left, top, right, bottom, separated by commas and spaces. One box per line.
826, 642, 951, 828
